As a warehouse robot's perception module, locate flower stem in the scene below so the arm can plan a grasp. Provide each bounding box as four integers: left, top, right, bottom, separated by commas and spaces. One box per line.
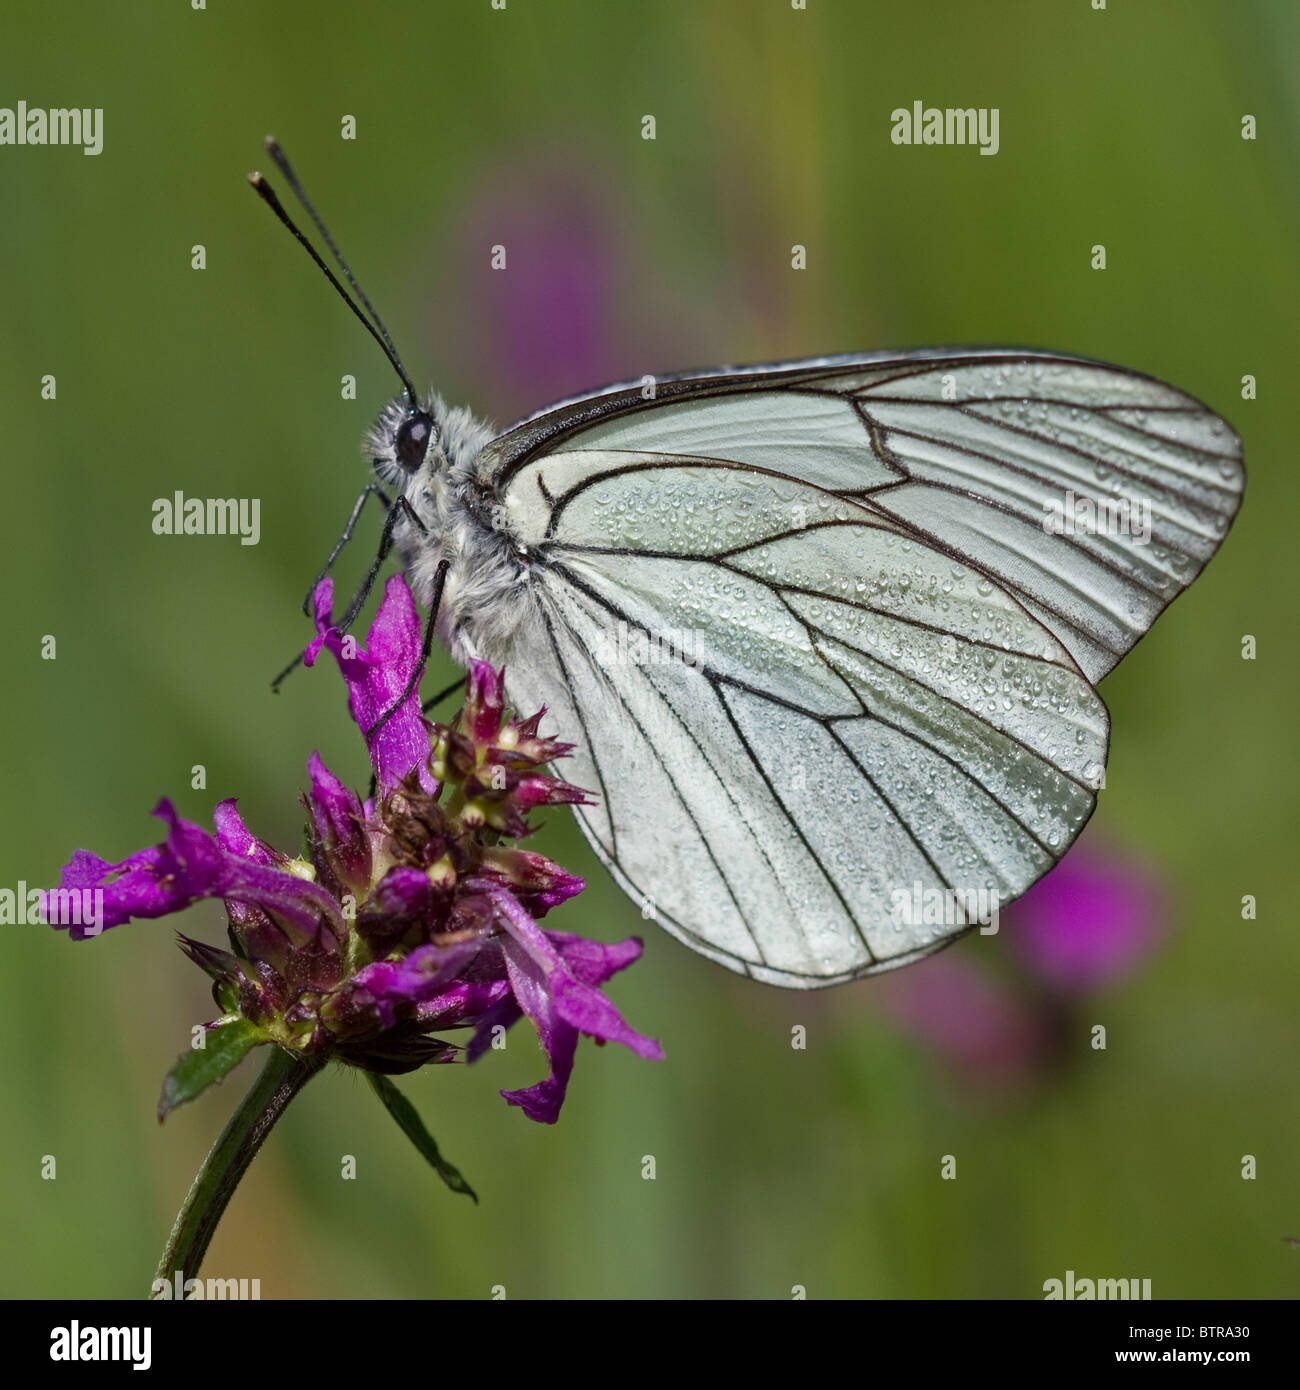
152, 1045, 323, 1295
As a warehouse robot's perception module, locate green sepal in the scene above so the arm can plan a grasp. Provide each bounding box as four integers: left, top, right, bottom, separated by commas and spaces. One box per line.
158, 1017, 266, 1122
365, 1071, 478, 1202
213, 977, 240, 1014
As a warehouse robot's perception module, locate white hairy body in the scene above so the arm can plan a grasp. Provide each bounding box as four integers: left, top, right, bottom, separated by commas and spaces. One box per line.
367, 393, 539, 672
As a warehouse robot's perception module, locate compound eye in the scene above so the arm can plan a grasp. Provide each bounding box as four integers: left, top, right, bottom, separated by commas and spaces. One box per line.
395, 410, 434, 472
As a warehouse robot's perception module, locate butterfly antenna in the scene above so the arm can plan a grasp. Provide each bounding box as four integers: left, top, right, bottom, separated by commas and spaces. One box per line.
248, 165, 419, 404
262, 137, 412, 392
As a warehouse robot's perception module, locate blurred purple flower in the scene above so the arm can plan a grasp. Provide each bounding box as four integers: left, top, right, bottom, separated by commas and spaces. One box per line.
434, 148, 705, 419
1007, 844, 1169, 995
871, 953, 1051, 1091
861, 836, 1171, 1090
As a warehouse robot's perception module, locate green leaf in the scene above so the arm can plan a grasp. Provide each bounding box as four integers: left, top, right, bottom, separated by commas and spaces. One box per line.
158, 1017, 266, 1122
365, 1071, 478, 1203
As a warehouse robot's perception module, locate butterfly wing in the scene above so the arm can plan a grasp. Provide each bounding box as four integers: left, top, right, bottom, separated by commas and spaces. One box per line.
492, 458, 1107, 987
481, 349, 1245, 683
478, 349, 1242, 986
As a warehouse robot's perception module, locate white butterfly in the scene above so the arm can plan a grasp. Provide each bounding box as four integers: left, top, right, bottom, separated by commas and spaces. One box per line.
255, 149, 1245, 990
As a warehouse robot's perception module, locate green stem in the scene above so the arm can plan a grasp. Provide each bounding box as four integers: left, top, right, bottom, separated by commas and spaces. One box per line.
152, 1045, 323, 1296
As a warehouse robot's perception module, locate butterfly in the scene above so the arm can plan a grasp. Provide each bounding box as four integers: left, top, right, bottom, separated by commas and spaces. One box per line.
254, 141, 1245, 989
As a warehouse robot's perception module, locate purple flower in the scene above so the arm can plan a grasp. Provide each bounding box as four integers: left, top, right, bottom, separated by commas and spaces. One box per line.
869, 954, 1050, 1092
483, 893, 661, 1123
859, 835, 1171, 1091
304, 572, 435, 793
46, 799, 342, 949
47, 574, 662, 1123
1007, 841, 1169, 995
434, 150, 706, 421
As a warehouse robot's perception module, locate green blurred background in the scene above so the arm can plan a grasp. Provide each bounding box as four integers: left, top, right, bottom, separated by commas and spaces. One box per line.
1, 0, 1296, 1299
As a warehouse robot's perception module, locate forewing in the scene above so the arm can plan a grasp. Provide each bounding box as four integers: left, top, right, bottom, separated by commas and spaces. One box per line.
481, 349, 1244, 683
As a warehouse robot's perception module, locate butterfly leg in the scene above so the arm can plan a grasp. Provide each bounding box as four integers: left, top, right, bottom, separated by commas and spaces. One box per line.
298, 482, 391, 614
336, 495, 426, 633
364, 662, 461, 800
271, 493, 423, 691
420, 677, 464, 716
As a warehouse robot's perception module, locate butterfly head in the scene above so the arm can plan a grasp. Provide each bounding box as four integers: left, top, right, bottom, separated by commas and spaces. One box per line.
366, 391, 498, 501
394, 405, 436, 472
368, 393, 447, 487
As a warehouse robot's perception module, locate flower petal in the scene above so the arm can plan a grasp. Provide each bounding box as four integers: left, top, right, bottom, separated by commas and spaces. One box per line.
356, 866, 435, 949
304, 752, 371, 892
46, 799, 343, 944
212, 800, 285, 866
498, 934, 576, 1123
333, 939, 487, 1034
548, 930, 646, 985
489, 888, 663, 1123
463, 661, 504, 746
304, 575, 435, 794
478, 850, 585, 916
